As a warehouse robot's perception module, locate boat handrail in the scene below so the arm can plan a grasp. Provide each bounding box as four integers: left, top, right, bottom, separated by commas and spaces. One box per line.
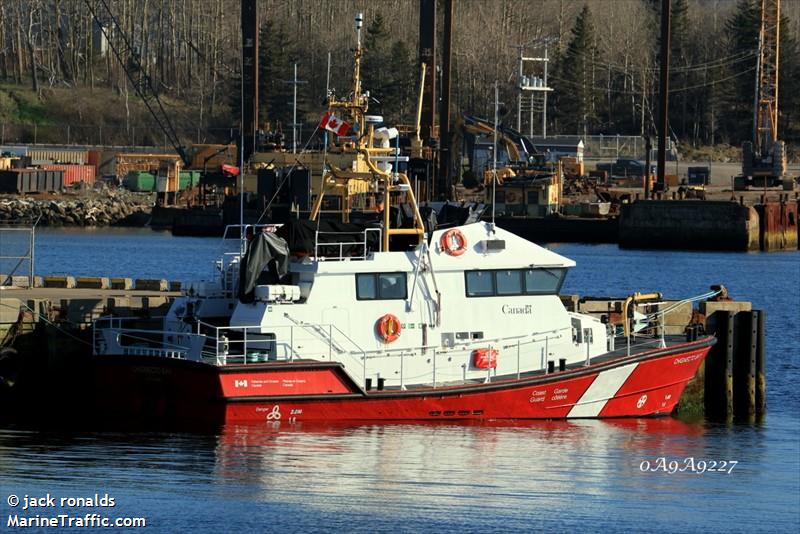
195, 320, 571, 388
93, 323, 201, 358
221, 223, 281, 241
359, 327, 569, 359
93, 315, 168, 354
313, 227, 381, 260
95, 317, 592, 390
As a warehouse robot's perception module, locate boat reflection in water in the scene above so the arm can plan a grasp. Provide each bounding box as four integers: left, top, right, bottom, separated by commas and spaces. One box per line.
212, 417, 710, 518
3, 412, 794, 531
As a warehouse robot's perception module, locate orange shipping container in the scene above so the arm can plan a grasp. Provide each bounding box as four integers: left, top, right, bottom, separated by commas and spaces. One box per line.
87, 149, 101, 170
41, 164, 96, 185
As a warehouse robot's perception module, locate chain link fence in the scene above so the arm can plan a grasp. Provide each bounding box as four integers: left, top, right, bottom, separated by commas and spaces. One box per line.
0, 123, 240, 150
2, 122, 680, 162
544, 134, 677, 161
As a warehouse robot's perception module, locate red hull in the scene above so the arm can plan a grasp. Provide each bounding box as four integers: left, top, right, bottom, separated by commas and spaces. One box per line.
93, 338, 713, 424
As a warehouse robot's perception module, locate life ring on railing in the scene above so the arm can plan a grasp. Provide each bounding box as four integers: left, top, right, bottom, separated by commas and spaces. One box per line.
440, 229, 467, 256
377, 314, 402, 343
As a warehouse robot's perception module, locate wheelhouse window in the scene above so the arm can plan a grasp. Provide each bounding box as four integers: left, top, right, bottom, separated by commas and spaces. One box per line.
495, 269, 523, 295
524, 268, 566, 295
356, 273, 407, 300
465, 271, 494, 297
466, 268, 567, 297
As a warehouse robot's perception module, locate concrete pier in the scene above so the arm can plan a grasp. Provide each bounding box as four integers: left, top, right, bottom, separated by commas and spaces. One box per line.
619, 201, 760, 251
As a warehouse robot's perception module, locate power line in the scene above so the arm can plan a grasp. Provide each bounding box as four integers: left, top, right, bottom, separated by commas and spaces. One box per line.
594, 49, 757, 76
548, 65, 756, 96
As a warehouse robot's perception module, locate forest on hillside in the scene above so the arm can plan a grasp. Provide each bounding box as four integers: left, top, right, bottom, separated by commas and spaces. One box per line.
0, 0, 798, 150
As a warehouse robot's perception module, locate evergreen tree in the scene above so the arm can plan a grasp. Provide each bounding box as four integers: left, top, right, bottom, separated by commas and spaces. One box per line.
778, 26, 800, 145
555, 5, 601, 135
668, 0, 692, 139
361, 14, 392, 117
720, 0, 760, 144
258, 20, 305, 133
383, 40, 416, 124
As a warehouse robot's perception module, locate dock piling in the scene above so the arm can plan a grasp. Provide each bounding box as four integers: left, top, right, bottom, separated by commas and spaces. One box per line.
734, 311, 758, 421
704, 310, 734, 421
756, 310, 767, 416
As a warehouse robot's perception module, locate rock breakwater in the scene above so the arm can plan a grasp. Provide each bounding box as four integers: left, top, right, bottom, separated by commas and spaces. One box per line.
0, 192, 152, 226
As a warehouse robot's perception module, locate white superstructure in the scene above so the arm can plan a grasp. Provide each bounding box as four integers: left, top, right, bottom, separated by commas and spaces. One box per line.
95, 220, 611, 391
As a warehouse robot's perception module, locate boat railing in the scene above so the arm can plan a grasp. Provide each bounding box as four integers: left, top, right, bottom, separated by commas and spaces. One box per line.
353, 327, 570, 389
195, 321, 368, 378
94, 315, 586, 390
313, 227, 381, 260
93, 316, 203, 359
93, 315, 168, 356
194, 321, 570, 389
221, 223, 281, 241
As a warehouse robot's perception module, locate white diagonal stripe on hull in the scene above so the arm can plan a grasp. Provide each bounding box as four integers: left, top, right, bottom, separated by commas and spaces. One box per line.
567, 362, 639, 418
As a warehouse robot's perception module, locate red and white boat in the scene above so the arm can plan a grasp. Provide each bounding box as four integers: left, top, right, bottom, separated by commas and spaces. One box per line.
92, 214, 713, 424
91, 16, 714, 425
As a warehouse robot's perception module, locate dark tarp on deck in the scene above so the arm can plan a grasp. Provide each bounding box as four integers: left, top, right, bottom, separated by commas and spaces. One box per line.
437, 202, 486, 228
276, 219, 380, 256
238, 232, 290, 303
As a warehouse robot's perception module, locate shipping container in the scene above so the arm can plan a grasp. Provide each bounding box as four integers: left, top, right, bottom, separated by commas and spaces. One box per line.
28, 148, 87, 165
123, 171, 156, 192
11, 156, 31, 168
0, 146, 28, 157
87, 149, 101, 170
0, 169, 63, 193
0, 170, 23, 193
40, 164, 96, 186
179, 171, 201, 190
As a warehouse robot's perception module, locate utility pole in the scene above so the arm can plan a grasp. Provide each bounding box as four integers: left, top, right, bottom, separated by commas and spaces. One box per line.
439, 0, 454, 198
644, 135, 652, 199
516, 44, 524, 131
542, 44, 549, 138
656, 0, 671, 194
240, 0, 258, 164
284, 63, 307, 154
514, 38, 554, 139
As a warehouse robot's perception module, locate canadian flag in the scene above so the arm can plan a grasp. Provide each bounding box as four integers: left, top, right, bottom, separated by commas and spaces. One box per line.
319, 112, 351, 136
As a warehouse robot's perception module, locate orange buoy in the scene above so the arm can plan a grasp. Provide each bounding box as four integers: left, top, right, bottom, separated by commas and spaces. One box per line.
377, 314, 402, 343
440, 228, 467, 256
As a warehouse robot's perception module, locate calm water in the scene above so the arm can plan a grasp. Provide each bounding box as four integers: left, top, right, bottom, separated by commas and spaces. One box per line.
1, 228, 798, 532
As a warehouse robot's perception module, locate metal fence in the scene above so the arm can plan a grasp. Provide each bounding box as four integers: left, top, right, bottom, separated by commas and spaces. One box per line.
1, 122, 676, 161
545, 134, 676, 160
0, 218, 38, 287
0, 123, 239, 150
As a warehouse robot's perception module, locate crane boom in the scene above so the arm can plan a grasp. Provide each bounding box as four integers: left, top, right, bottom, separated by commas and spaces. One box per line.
755, 0, 780, 157
83, 0, 190, 167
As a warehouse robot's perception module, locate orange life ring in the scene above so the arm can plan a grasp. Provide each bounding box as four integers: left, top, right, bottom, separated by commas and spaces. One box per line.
377, 314, 402, 343
440, 229, 467, 256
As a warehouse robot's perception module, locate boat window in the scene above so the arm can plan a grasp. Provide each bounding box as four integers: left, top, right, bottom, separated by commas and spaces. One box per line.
465, 271, 494, 297
379, 273, 406, 299
356, 274, 376, 300
356, 273, 407, 300
496, 269, 523, 295
524, 268, 566, 295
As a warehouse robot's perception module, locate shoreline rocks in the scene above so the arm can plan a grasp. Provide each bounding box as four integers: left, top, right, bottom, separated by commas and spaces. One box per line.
0, 191, 153, 227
